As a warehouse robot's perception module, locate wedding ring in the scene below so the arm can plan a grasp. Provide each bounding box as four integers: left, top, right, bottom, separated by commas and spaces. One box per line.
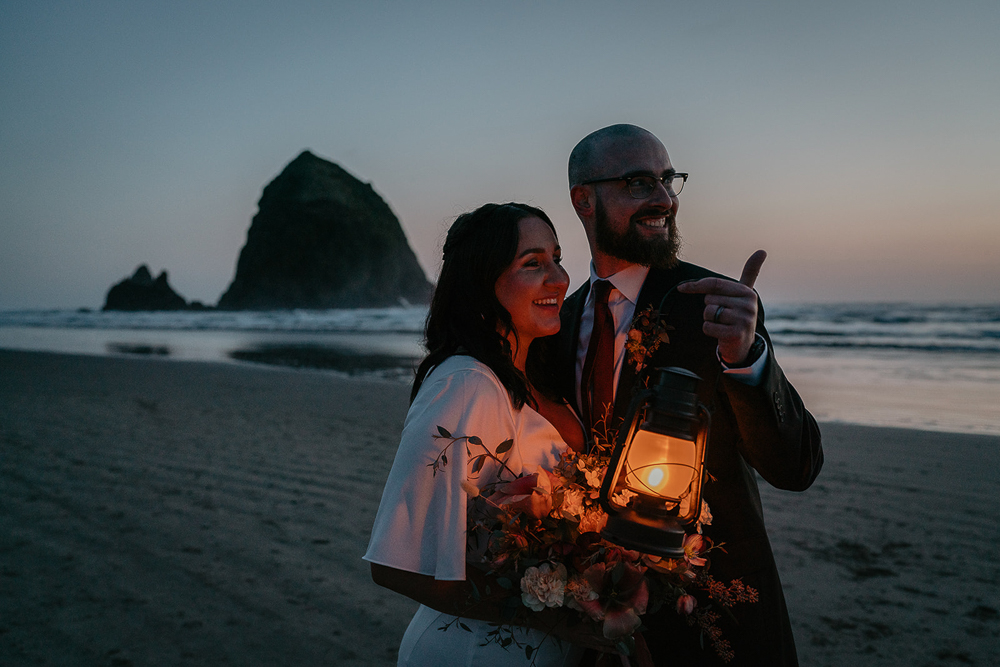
713, 305, 725, 323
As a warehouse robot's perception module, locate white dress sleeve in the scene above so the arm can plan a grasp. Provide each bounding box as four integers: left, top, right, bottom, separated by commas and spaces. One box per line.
363, 356, 519, 581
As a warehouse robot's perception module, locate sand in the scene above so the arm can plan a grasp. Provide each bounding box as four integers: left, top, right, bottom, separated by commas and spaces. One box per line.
1, 349, 998, 666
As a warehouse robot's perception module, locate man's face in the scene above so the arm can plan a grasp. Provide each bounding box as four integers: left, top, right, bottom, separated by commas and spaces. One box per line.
589, 134, 681, 270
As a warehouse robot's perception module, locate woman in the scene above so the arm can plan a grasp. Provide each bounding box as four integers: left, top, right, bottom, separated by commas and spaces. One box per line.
364, 203, 590, 666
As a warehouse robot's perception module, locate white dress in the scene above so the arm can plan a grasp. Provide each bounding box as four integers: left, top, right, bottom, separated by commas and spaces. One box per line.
364, 356, 582, 667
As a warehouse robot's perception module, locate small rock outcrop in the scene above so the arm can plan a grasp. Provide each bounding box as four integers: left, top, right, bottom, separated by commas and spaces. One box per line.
103, 265, 188, 311
218, 151, 433, 310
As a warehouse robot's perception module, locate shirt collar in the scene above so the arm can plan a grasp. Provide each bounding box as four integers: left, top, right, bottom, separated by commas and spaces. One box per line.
588, 262, 649, 306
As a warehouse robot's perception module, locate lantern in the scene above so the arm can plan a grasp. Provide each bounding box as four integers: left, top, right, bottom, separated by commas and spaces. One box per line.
599, 367, 710, 558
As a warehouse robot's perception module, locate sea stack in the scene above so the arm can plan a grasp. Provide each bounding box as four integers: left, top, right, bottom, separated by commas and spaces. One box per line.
103, 265, 188, 311
217, 151, 433, 310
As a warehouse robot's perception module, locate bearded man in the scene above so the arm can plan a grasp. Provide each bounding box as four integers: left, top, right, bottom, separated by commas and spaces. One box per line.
554, 124, 823, 665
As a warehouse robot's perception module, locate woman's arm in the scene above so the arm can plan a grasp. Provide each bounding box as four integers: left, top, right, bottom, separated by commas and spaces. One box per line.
370, 563, 616, 651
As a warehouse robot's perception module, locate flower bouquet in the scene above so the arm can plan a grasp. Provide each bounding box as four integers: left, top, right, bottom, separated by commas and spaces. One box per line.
430, 426, 758, 664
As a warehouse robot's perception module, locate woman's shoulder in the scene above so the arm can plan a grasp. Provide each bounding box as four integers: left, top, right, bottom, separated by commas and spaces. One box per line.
421, 355, 508, 395
405, 355, 519, 446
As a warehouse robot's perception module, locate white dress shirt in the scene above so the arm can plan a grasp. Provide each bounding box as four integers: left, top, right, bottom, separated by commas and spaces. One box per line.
574, 263, 768, 414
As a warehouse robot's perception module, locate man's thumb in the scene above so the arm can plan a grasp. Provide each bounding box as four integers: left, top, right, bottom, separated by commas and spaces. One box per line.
739, 250, 767, 288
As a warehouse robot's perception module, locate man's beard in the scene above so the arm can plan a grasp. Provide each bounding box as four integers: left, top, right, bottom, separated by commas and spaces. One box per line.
594, 197, 681, 270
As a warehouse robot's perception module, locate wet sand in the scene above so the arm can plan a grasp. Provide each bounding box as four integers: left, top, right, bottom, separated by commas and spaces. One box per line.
1, 350, 997, 665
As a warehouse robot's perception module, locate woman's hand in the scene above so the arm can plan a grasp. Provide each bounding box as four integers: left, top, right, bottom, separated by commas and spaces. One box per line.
371, 563, 622, 653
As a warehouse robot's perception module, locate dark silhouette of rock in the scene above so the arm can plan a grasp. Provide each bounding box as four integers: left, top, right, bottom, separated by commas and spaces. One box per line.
103, 265, 189, 311
218, 151, 433, 310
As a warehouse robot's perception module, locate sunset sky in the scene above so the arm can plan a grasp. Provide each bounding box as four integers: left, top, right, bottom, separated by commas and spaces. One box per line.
2, 1, 998, 309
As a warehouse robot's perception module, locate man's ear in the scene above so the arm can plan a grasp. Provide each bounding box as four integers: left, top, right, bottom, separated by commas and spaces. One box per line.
570, 185, 593, 217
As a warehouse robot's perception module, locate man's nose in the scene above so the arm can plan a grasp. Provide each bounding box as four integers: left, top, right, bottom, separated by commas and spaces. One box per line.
649, 179, 676, 207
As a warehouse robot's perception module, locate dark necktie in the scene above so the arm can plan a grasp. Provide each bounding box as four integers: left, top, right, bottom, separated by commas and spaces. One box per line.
581, 280, 615, 435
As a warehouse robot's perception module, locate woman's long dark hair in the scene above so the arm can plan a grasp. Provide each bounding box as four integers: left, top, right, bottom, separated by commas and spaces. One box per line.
411, 202, 557, 409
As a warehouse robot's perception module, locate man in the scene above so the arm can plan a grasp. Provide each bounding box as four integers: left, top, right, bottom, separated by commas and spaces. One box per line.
555, 124, 823, 665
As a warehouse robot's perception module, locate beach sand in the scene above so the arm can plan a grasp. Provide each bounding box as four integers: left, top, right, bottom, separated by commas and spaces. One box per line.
1, 350, 997, 666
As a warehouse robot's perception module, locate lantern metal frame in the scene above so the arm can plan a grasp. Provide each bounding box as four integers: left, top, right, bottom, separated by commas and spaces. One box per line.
598, 367, 711, 558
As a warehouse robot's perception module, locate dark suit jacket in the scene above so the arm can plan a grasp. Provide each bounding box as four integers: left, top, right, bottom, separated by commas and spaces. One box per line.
553, 261, 823, 666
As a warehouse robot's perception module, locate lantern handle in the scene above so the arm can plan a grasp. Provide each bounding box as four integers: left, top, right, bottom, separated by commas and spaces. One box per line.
656, 279, 727, 412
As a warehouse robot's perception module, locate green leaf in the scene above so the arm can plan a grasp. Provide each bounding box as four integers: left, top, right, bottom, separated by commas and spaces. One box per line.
437, 425, 452, 438
495, 439, 514, 454
441, 454, 447, 466
471, 455, 485, 473
496, 577, 513, 590
525, 645, 535, 659
459, 622, 472, 632
468, 435, 483, 446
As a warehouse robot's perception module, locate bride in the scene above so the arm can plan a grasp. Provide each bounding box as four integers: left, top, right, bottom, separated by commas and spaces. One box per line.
364, 203, 601, 666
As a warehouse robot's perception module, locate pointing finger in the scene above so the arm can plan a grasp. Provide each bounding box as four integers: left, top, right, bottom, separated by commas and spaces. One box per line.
739, 250, 767, 288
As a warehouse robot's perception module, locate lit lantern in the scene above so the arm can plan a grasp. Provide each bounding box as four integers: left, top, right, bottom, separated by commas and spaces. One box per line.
599, 367, 710, 558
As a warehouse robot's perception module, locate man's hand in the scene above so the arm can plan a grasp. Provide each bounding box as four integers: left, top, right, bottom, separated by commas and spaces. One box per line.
677, 250, 766, 365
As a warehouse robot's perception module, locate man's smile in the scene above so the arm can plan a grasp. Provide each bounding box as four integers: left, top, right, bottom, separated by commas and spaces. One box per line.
635, 216, 668, 229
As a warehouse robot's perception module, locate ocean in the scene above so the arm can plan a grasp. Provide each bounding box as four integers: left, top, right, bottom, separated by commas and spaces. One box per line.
1, 303, 997, 436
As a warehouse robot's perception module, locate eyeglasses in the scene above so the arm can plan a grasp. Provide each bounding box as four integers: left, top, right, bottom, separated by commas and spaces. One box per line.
581, 172, 688, 199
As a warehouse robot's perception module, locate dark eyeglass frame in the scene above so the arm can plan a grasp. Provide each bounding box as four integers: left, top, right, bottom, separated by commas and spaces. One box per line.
580, 172, 688, 199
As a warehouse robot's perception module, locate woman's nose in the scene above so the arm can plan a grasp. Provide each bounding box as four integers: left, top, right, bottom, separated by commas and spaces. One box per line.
546, 263, 570, 288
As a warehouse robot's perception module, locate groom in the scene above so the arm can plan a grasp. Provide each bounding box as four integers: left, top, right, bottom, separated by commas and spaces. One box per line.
554, 124, 823, 665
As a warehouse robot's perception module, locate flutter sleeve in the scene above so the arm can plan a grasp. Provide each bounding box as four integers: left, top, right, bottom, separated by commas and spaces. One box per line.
363, 358, 518, 581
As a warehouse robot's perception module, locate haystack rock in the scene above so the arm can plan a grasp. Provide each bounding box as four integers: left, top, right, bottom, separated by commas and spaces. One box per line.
217, 151, 433, 310
103, 265, 188, 311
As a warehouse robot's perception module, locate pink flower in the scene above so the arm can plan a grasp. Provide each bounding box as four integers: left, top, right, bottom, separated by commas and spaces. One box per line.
575, 561, 650, 639
493, 469, 553, 519
676, 594, 697, 615
683, 533, 709, 567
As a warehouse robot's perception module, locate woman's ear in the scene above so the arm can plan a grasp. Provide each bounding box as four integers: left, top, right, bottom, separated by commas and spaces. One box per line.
570, 184, 593, 217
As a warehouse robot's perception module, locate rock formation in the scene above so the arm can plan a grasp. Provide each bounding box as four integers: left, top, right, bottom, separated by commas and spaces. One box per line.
103, 265, 188, 311
217, 151, 433, 310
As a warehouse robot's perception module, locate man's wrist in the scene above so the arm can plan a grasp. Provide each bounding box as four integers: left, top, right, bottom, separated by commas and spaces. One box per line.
726, 335, 766, 369
718, 335, 769, 387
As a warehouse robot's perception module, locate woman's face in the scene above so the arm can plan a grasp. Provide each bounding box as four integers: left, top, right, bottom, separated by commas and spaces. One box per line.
495, 216, 570, 361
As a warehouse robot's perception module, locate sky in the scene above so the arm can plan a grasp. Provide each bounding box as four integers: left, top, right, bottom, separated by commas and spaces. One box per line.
2, 1, 998, 309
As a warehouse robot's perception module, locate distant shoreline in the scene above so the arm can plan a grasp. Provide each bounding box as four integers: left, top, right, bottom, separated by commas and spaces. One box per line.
2, 300, 999, 436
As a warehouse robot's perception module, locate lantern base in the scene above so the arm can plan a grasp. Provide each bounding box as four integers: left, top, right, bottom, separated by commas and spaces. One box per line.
601, 509, 685, 558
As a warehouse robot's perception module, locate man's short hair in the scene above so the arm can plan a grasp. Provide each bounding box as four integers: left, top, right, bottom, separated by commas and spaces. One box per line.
568, 124, 658, 187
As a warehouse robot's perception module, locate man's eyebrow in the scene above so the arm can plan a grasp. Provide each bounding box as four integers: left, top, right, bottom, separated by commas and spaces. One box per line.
622, 168, 677, 178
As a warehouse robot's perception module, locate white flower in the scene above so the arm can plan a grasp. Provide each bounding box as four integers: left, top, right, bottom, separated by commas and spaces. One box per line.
578, 507, 608, 534
611, 488, 638, 506
697, 499, 713, 533
460, 479, 480, 498
564, 576, 599, 612
584, 466, 604, 489
520, 563, 567, 612
559, 486, 585, 519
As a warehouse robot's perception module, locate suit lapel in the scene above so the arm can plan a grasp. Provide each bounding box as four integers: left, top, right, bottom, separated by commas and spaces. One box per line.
558, 281, 589, 409
612, 266, 675, 427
